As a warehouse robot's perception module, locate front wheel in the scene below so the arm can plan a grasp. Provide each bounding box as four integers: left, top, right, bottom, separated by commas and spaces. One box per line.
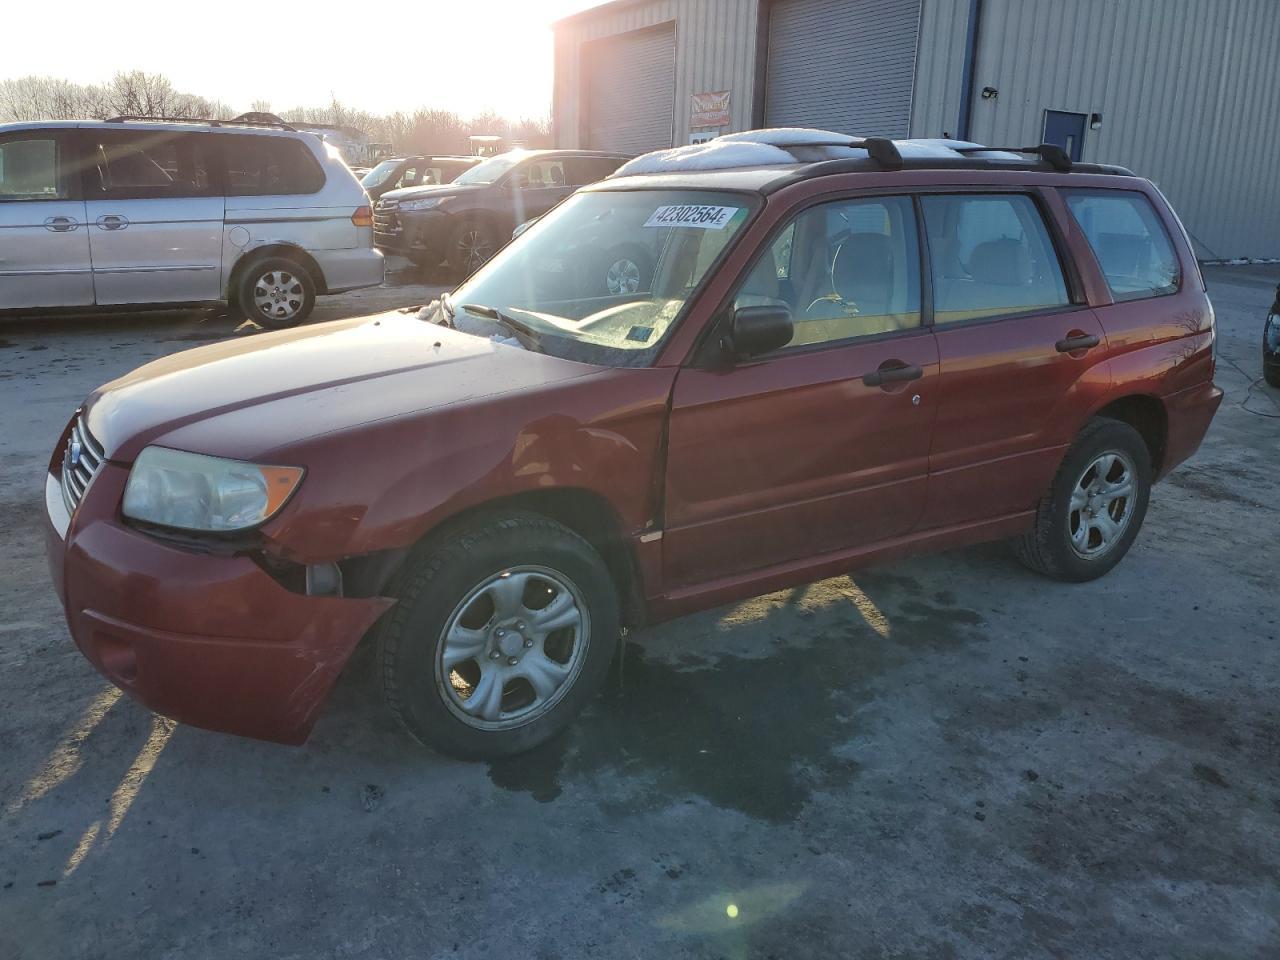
376, 513, 620, 759
448, 220, 499, 275
1013, 418, 1152, 582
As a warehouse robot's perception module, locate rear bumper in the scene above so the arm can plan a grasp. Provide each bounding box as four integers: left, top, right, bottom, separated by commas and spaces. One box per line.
46, 464, 393, 744
315, 246, 384, 294
1160, 380, 1224, 479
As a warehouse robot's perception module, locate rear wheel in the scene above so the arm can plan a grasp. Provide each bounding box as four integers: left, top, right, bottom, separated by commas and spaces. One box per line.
376, 513, 620, 759
1014, 418, 1152, 582
236, 257, 316, 329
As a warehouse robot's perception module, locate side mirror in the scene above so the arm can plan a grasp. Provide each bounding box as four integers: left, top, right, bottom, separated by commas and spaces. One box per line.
720, 305, 793, 359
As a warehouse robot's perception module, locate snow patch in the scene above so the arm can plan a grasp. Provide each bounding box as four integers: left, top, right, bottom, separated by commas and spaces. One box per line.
613, 129, 1022, 177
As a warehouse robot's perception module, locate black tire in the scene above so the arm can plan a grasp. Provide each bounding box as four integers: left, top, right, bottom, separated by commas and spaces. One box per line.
448, 220, 500, 275
1013, 418, 1152, 582
1264, 364, 1280, 388
376, 513, 620, 759
236, 256, 317, 329
592, 244, 653, 297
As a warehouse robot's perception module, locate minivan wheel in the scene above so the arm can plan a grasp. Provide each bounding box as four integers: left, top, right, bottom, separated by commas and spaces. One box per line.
376, 513, 620, 759
1014, 418, 1152, 582
449, 221, 499, 274
238, 257, 316, 329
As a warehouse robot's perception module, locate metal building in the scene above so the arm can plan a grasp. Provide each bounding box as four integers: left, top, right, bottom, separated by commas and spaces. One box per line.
552, 0, 1280, 259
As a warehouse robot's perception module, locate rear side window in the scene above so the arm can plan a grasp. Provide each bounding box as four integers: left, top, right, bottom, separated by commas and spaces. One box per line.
566, 156, 625, 185
85, 130, 216, 200
1064, 190, 1180, 301
224, 135, 324, 196
921, 193, 1071, 324
0, 133, 65, 200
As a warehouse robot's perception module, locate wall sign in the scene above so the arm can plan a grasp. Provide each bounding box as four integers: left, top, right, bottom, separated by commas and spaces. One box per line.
690, 90, 732, 128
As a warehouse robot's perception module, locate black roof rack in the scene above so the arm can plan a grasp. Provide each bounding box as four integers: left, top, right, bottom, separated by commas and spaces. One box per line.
765, 135, 904, 170
104, 115, 297, 131
951, 142, 1073, 172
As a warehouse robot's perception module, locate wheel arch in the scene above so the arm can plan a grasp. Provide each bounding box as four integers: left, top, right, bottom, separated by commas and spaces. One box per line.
403, 487, 647, 628
227, 243, 329, 303
1089, 393, 1169, 476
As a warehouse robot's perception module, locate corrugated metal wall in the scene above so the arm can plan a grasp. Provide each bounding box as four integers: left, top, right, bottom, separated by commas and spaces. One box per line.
584, 25, 678, 152
764, 0, 921, 135
553, 0, 760, 150
913, 0, 1280, 258
558, 0, 1280, 257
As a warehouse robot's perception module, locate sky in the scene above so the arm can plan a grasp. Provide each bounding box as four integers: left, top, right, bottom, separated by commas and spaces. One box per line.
2, 0, 604, 119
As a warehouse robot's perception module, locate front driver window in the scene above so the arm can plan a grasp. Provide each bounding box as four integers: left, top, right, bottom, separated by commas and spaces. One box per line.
734, 196, 922, 349
0, 135, 64, 200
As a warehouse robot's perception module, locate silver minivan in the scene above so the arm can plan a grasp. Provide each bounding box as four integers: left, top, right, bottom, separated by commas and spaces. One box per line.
0, 117, 383, 328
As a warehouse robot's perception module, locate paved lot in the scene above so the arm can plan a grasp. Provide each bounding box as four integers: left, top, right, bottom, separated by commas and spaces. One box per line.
1, 263, 1277, 959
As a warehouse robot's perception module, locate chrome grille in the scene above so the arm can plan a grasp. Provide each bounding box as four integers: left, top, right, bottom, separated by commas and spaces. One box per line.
60, 416, 105, 515
373, 198, 401, 237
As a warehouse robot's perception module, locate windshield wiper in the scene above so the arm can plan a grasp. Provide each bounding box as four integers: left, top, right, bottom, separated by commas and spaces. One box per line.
459, 303, 543, 352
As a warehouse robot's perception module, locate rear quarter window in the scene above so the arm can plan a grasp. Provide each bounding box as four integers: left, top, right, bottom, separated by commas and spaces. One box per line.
1064, 190, 1180, 301
223, 135, 325, 196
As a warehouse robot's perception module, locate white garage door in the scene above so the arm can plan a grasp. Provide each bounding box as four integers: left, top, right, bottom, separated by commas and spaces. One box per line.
585, 24, 676, 155
765, 0, 921, 137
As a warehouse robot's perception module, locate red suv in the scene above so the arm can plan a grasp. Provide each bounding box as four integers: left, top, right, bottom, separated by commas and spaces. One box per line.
45, 133, 1222, 759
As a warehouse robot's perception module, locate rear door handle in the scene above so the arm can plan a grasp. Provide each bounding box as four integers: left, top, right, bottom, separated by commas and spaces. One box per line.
1055, 333, 1100, 353
862, 363, 924, 387
96, 214, 129, 231
44, 216, 79, 232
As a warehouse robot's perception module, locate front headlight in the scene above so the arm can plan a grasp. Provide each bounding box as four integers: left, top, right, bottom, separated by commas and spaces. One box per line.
400, 197, 445, 212
122, 447, 304, 533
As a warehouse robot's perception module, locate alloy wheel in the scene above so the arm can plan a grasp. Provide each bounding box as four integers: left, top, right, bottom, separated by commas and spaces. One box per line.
456, 229, 495, 272
435, 565, 590, 730
252, 270, 304, 322
1068, 450, 1137, 559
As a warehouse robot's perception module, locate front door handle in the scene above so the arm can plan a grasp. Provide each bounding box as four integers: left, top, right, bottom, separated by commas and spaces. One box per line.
1056, 333, 1100, 353
96, 214, 129, 231
862, 363, 924, 387
44, 216, 79, 232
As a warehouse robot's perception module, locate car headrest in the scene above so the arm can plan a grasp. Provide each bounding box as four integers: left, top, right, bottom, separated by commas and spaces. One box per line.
967, 238, 1031, 286
832, 233, 894, 302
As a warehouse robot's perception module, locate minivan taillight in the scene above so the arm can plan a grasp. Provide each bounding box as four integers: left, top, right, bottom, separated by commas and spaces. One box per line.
351, 205, 373, 227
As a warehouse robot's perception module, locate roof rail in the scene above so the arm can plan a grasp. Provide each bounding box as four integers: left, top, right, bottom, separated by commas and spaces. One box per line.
761, 135, 905, 170
103, 115, 297, 132
952, 142, 1072, 172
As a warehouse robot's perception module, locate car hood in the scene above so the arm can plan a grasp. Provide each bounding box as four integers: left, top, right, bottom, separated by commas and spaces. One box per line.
381, 182, 486, 203
84, 312, 596, 463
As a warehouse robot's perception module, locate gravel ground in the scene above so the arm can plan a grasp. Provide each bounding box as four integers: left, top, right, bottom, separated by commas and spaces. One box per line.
0, 263, 1277, 960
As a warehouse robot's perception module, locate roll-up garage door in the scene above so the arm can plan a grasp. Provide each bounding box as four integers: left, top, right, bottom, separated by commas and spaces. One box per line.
585, 23, 676, 154
765, 0, 921, 136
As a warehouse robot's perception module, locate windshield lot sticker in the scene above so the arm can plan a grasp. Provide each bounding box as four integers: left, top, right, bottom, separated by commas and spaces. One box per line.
644, 204, 740, 229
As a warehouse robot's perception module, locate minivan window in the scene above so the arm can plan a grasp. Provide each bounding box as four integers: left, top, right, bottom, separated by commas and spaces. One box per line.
225, 135, 324, 196
86, 130, 215, 200
1065, 190, 1180, 301
0, 134, 63, 200
921, 193, 1071, 324
734, 196, 922, 349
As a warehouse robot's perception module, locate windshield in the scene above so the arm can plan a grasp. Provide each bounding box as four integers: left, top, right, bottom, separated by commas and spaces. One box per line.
445, 189, 758, 367
360, 159, 402, 189
453, 152, 525, 186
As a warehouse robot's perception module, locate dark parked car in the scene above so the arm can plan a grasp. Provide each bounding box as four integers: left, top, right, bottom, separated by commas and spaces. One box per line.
373, 148, 629, 271
359, 155, 478, 203
47, 132, 1221, 760
1263, 282, 1280, 387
